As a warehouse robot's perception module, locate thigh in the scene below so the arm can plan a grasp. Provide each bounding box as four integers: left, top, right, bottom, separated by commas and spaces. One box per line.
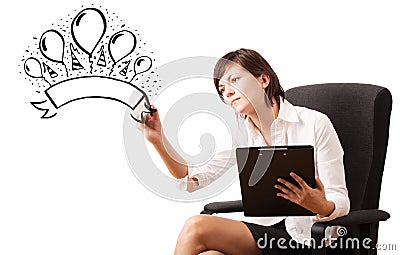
243, 222, 312, 255
192, 215, 262, 255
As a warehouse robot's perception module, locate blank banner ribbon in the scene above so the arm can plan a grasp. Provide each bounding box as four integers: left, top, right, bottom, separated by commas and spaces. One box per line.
32, 76, 152, 123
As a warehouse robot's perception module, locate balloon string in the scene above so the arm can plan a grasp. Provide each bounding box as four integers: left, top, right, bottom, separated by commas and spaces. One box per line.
129, 73, 138, 83
109, 64, 114, 76
89, 55, 94, 75
42, 77, 52, 87
62, 63, 69, 77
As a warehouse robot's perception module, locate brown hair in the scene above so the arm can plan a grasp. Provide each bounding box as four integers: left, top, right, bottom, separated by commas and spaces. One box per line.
213, 48, 285, 107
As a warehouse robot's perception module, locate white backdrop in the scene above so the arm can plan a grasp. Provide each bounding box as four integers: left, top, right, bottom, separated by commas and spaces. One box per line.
1, 0, 399, 254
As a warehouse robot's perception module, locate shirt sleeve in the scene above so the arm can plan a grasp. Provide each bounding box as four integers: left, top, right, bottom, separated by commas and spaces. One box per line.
181, 148, 237, 192
313, 114, 350, 221
177, 118, 248, 192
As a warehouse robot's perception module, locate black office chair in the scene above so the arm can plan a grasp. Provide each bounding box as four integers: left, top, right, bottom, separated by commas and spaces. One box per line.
201, 83, 392, 255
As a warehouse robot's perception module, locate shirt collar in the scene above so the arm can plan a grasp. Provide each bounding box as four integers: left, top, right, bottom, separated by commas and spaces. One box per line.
243, 96, 299, 132
276, 96, 299, 123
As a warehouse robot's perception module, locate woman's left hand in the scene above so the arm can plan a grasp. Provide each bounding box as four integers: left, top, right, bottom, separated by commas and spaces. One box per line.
274, 172, 335, 216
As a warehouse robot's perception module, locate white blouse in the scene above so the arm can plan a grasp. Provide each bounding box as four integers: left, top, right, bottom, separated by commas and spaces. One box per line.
181, 97, 350, 244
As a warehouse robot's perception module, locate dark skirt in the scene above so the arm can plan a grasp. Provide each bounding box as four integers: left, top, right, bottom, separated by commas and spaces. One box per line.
242, 220, 312, 255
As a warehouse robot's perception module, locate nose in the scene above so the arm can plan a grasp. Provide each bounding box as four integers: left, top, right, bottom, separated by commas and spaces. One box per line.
223, 84, 235, 98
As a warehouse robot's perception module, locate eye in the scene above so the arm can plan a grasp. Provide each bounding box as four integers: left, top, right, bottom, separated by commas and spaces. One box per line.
231, 77, 240, 83
219, 88, 225, 94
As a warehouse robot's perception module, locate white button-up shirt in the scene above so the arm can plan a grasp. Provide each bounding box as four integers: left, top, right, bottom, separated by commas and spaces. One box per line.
182, 97, 350, 244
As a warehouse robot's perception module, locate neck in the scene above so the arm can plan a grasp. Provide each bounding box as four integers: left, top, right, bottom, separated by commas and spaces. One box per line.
248, 97, 280, 144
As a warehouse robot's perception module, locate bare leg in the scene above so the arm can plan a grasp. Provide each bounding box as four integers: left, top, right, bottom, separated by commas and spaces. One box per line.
174, 215, 261, 255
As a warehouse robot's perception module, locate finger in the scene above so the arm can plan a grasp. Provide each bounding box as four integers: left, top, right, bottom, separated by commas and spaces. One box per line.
290, 172, 310, 190
274, 184, 291, 195
149, 105, 159, 119
136, 120, 144, 131
150, 104, 157, 111
315, 176, 325, 191
145, 112, 156, 124
277, 192, 297, 204
277, 178, 302, 195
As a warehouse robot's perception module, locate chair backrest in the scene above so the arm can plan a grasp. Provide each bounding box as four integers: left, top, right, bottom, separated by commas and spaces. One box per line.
286, 83, 392, 211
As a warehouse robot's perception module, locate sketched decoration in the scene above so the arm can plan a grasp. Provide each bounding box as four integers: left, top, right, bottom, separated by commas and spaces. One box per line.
130, 56, 152, 82
71, 8, 106, 56
109, 30, 137, 63
39, 30, 65, 63
31, 76, 155, 123
24, 57, 43, 78
21, 5, 159, 122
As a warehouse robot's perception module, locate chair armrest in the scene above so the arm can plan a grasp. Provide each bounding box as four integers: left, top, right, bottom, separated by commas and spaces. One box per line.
311, 209, 390, 255
315, 209, 390, 226
200, 200, 243, 215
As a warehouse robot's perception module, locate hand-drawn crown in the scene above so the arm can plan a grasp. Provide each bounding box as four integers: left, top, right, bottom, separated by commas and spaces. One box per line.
23, 7, 157, 123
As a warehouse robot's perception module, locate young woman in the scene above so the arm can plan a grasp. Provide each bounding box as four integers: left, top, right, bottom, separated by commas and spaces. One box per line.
138, 49, 350, 255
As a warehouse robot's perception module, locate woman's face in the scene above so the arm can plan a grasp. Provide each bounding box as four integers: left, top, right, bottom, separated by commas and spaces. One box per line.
218, 63, 269, 116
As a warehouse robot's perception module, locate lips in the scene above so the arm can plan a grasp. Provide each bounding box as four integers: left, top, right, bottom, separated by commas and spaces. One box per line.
231, 98, 240, 105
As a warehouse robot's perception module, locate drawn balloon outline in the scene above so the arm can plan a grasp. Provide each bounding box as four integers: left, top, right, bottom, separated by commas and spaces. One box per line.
71, 8, 107, 57
108, 30, 137, 64
130, 56, 153, 82
39, 29, 65, 63
24, 57, 43, 79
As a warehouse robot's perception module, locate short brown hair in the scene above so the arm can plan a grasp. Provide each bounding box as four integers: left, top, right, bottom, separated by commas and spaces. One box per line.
213, 48, 285, 107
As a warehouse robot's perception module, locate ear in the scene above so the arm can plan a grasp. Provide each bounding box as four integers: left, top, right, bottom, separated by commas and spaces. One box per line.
258, 74, 270, 89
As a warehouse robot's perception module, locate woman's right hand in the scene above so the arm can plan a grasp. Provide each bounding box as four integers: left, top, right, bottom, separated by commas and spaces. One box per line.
137, 105, 163, 145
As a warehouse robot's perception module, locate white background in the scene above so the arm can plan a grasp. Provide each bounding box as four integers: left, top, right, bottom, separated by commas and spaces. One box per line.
1, 0, 399, 254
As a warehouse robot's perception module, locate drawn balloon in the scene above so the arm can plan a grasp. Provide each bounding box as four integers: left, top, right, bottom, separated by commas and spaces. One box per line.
133, 56, 152, 77
24, 58, 43, 78
71, 8, 106, 56
39, 30, 65, 63
109, 30, 137, 63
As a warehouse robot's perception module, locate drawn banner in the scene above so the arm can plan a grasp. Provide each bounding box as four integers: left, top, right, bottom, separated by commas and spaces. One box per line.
31, 76, 154, 123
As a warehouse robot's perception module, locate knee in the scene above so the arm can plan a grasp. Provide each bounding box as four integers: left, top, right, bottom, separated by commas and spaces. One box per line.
181, 215, 212, 242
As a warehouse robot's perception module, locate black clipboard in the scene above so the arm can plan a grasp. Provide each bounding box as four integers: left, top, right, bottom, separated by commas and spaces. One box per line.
236, 145, 316, 217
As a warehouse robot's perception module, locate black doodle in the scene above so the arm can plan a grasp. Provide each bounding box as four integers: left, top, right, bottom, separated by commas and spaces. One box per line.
70, 44, 84, 70
130, 56, 152, 82
119, 60, 131, 76
24, 57, 43, 78
31, 76, 153, 123
21, 5, 159, 122
39, 29, 69, 77
109, 30, 136, 63
40, 30, 65, 63
31, 100, 57, 118
71, 8, 107, 57
43, 63, 58, 78
97, 46, 107, 67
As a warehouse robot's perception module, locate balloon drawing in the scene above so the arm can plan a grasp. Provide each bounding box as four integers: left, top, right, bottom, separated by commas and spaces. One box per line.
39, 30, 65, 63
109, 30, 137, 63
23, 6, 158, 123
71, 8, 107, 56
24, 57, 43, 78
130, 56, 152, 82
